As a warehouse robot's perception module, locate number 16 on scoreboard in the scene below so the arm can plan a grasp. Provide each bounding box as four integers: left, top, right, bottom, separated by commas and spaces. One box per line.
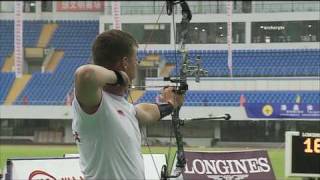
304, 137, 320, 154
285, 131, 320, 178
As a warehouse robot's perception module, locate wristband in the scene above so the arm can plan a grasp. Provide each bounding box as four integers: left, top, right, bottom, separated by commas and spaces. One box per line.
156, 103, 174, 120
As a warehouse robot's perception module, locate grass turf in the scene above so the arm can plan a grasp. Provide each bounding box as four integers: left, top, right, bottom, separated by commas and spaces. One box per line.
0, 145, 301, 180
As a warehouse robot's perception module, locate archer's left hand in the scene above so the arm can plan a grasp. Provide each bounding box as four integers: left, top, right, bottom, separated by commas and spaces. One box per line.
159, 86, 184, 108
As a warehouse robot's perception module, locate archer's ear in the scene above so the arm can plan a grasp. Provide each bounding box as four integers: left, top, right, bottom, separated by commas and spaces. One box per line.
120, 57, 129, 71
117, 57, 129, 71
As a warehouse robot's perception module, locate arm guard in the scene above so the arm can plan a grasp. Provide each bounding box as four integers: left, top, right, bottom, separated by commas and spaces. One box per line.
156, 103, 174, 120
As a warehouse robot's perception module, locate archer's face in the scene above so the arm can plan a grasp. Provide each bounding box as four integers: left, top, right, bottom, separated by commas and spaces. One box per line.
126, 47, 138, 81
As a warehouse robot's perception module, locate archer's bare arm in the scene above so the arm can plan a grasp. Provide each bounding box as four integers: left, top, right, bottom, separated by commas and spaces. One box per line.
135, 103, 161, 124
74, 64, 126, 114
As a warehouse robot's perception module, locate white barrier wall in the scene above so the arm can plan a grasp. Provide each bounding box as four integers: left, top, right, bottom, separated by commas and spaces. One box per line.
2, 154, 166, 180
146, 77, 320, 91
0, 105, 245, 121
0, 105, 73, 119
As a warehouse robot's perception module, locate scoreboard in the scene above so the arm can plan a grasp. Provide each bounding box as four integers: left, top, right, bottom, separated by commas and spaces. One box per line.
285, 131, 320, 178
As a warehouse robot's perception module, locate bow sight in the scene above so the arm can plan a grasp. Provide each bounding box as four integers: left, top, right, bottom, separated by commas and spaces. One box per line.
164, 54, 209, 95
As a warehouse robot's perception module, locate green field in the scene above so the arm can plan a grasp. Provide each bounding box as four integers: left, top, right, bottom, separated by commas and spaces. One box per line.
0, 145, 302, 180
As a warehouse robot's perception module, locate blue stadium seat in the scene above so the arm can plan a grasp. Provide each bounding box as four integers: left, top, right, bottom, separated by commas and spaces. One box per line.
159, 48, 320, 77
0, 72, 15, 104
136, 90, 320, 107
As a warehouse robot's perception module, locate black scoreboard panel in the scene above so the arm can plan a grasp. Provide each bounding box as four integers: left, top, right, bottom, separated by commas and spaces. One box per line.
291, 134, 320, 174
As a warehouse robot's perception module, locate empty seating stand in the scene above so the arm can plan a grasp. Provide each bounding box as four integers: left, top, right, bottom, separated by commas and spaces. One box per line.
0, 20, 14, 69
136, 90, 320, 106
1, 19, 318, 105
0, 20, 44, 68
14, 20, 99, 105
143, 49, 320, 77
0, 73, 15, 104
0, 20, 43, 105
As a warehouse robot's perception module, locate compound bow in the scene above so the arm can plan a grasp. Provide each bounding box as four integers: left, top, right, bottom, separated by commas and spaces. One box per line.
141, 1, 230, 179
160, 1, 208, 179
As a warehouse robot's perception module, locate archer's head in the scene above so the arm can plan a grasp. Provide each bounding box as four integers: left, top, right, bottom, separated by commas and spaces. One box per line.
92, 29, 139, 82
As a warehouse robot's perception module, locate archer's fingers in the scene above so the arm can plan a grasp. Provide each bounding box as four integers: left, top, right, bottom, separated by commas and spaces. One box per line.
163, 86, 177, 93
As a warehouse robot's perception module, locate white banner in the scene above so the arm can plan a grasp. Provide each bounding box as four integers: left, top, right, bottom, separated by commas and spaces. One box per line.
4, 154, 166, 180
227, 1, 233, 77
143, 154, 166, 179
6, 157, 82, 180
112, 1, 121, 30
14, 1, 23, 78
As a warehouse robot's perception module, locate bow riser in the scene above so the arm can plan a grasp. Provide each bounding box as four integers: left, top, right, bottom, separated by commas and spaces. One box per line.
161, 1, 191, 179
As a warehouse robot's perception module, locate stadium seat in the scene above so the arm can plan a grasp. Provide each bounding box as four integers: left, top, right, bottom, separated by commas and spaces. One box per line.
136, 90, 320, 106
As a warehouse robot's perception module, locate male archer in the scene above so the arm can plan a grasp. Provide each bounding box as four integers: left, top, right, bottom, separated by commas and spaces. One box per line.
72, 29, 184, 179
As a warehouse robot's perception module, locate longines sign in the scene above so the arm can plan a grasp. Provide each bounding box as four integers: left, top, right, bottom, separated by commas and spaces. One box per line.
173, 150, 276, 180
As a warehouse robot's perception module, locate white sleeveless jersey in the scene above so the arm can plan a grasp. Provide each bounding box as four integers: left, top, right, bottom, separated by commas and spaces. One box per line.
72, 91, 145, 180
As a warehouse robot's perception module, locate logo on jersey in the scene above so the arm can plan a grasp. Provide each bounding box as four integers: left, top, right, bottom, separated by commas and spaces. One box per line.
117, 110, 125, 116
